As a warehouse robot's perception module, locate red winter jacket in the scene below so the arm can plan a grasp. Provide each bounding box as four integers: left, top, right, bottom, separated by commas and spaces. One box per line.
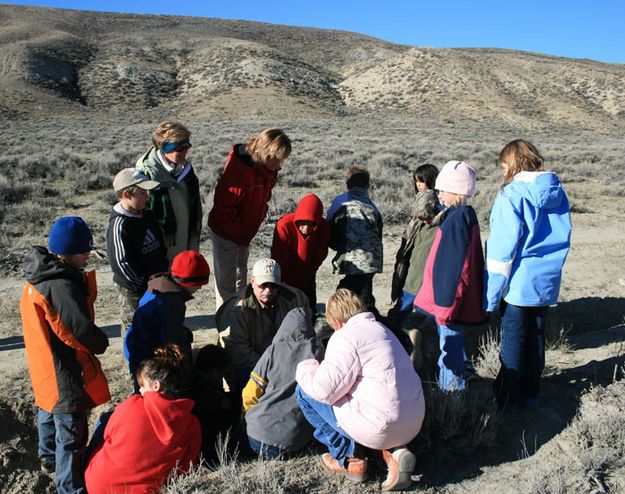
271, 194, 331, 288
84, 392, 201, 494
207, 145, 278, 246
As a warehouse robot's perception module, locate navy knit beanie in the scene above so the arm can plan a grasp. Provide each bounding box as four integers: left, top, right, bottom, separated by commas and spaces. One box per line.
48, 216, 93, 255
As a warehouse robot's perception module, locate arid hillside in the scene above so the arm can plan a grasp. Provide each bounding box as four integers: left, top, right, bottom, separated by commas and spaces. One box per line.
1, 4, 625, 132
1, 5, 625, 494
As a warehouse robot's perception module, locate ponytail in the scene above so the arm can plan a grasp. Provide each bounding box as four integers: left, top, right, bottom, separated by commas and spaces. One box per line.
137, 344, 194, 398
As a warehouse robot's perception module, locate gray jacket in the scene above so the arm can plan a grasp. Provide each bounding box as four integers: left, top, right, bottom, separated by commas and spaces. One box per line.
244, 308, 323, 451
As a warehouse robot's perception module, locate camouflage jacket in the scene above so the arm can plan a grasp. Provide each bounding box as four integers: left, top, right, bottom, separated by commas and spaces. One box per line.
327, 188, 383, 275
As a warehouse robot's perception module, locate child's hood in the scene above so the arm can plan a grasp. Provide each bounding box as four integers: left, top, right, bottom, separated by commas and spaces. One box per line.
110, 202, 142, 220
273, 307, 315, 343
294, 194, 323, 225
413, 190, 439, 220
510, 171, 566, 210
141, 391, 196, 444
23, 245, 84, 285
147, 273, 190, 299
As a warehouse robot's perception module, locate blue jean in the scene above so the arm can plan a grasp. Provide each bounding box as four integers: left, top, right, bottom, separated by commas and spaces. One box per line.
494, 303, 548, 408
38, 408, 88, 494
437, 323, 466, 391
83, 411, 113, 470
247, 436, 284, 459
295, 386, 355, 467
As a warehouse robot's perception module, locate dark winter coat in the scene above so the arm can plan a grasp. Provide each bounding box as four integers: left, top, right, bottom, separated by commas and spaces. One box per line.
20, 246, 110, 413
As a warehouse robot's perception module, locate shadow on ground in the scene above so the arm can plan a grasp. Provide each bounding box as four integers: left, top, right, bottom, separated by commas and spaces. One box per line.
552, 297, 625, 334
415, 329, 625, 488
0, 314, 218, 351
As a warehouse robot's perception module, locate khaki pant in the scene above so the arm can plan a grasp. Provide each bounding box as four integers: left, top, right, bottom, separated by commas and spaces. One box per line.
116, 285, 142, 340
210, 231, 249, 310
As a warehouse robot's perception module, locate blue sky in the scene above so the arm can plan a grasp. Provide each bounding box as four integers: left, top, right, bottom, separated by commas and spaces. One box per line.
3, 0, 624, 64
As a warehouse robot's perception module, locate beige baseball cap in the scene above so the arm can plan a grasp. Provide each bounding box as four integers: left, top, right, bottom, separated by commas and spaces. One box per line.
252, 258, 282, 285
113, 168, 160, 192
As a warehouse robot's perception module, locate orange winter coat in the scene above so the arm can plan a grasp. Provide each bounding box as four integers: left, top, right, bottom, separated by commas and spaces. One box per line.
20, 246, 110, 413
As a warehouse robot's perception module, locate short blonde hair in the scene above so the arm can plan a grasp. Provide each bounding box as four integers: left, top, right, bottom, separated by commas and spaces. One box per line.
246, 128, 291, 165
443, 193, 467, 207
499, 139, 544, 187
326, 289, 366, 329
152, 121, 191, 150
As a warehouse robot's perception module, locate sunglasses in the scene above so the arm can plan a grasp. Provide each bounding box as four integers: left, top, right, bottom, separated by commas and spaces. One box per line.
161, 140, 192, 153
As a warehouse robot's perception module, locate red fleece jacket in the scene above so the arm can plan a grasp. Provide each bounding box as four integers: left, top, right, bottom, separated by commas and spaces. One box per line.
271, 194, 331, 288
84, 392, 200, 494
207, 145, 278, 246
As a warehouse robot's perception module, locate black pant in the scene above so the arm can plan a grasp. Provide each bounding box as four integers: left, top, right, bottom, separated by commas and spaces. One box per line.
301, 278, 317, 313
337, 274, 380, 318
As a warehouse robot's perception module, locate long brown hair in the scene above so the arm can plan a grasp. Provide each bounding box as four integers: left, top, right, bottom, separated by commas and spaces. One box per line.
137, 344, 194, 398
499, 139, 544, 187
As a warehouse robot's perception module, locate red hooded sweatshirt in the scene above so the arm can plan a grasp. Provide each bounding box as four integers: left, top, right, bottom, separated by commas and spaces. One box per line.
85, 392, 201, 494
271, 194, 331, 288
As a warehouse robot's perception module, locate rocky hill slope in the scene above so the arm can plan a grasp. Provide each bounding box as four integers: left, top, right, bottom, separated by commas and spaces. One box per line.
1, 4, 624, 132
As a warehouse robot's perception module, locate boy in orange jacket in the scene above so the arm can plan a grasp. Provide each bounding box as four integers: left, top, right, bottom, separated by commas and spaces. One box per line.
20, 216, 110, 493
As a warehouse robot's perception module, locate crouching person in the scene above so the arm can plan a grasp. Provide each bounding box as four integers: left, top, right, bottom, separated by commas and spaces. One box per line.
296, 289, 425, 491
192, 344, 242, 466
242, 307, 324, 458
84, 344, 200, 494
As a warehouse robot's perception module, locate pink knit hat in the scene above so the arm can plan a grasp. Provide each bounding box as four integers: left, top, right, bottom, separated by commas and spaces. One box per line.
435, 160, 477, 197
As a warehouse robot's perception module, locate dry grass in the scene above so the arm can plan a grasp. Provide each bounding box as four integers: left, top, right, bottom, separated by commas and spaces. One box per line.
161, 385, 500, 493
523, 378, 625, 493
474, 327, 501, 380
1, 7, 625, 493
2, 114, 624, 275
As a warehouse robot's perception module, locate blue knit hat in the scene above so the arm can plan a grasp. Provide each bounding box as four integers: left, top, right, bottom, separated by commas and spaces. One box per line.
48, 216, 93, 255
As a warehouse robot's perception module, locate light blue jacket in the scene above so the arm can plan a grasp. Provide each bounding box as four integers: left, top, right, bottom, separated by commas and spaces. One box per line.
484, 171, 571, 310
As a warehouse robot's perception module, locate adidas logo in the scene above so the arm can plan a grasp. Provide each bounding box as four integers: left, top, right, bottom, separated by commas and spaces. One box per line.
141, 229, 162, 254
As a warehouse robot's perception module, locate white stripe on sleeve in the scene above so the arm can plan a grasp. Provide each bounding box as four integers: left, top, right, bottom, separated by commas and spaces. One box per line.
486, 257, 513, 277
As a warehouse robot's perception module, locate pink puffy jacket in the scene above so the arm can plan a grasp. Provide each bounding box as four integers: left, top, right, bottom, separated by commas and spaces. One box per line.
296, 312, 425, 449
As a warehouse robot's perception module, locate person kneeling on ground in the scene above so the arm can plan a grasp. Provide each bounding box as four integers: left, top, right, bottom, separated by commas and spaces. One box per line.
84, 344, 200, 494
242, 307, 324, 459
192, 344, 242, 466
219, 258, 310, 390
295, 289, 425, 491
124, 250, 210, 391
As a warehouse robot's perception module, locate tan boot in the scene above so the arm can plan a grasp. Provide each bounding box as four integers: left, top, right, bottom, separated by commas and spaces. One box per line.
320, 453, 367, 482
381, 447, 416, 491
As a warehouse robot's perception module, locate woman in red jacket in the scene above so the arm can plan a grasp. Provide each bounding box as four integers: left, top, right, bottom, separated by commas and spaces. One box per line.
271, 193, 331, 313
207, 128, 291, 310
84, 344, 200, 494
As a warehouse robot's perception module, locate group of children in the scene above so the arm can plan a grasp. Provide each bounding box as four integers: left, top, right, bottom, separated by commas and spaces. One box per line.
19, 136, 571, 492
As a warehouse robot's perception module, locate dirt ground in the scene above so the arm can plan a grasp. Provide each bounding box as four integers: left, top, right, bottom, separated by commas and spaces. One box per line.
0, 178, 624, 493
